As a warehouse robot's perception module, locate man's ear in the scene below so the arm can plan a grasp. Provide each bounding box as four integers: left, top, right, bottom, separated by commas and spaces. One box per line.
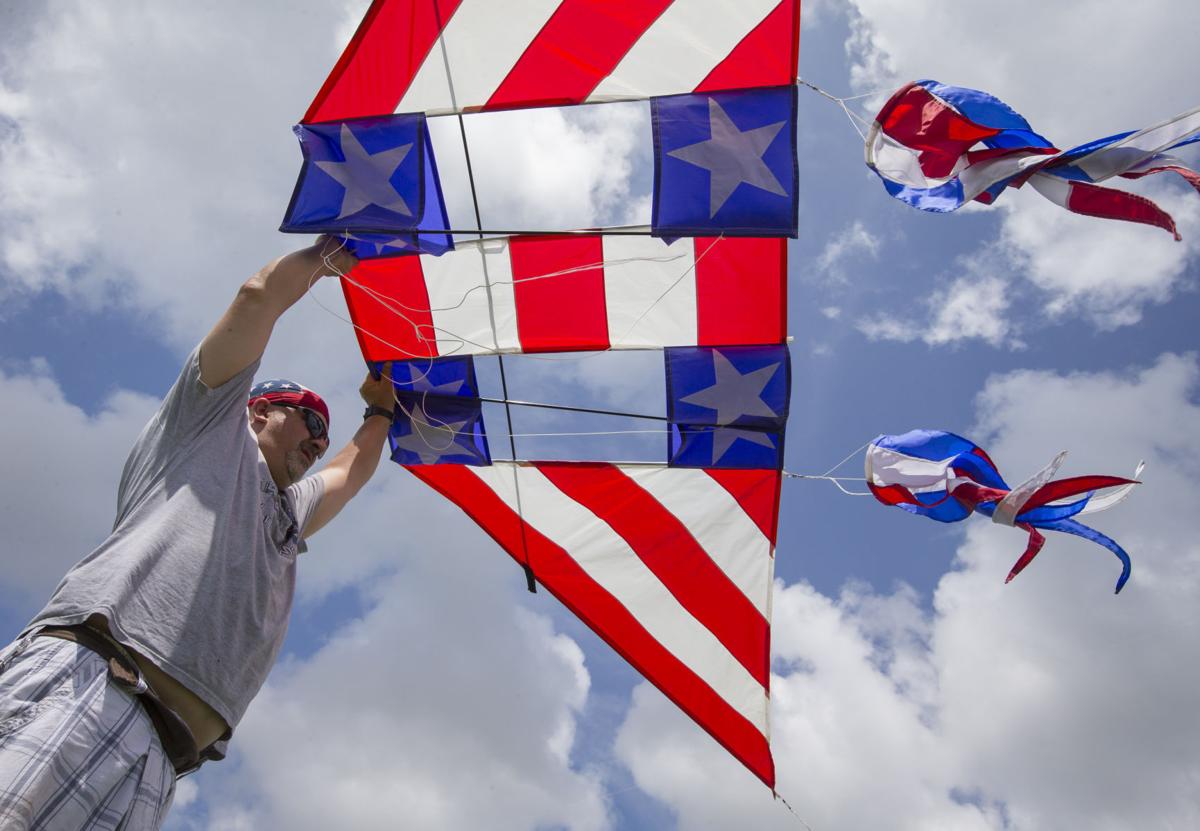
248, 398, 272, 425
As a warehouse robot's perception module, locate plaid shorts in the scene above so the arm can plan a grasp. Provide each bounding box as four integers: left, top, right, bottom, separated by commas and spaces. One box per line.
0, 634, 175, 830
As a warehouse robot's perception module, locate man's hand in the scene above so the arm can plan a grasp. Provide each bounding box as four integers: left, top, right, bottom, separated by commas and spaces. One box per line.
199, 236, 359, 389
360, 362, 397, 412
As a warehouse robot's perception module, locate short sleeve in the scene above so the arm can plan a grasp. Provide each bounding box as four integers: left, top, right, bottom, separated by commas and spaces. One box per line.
115, 345, 262, 523
287, 475, 326, 551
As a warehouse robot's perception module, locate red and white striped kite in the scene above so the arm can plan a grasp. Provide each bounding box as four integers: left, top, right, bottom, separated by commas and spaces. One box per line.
301, 0, 801, 788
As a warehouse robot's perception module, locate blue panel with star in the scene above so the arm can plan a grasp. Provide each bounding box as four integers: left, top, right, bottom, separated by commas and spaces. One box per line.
335, 124, 454, 258
651, 86, 797, 238
377, 356, 480, 399
665, 345, 790, 470
381, 356, 491, 466
281, 113, 448, 239
388, 395, 491, 467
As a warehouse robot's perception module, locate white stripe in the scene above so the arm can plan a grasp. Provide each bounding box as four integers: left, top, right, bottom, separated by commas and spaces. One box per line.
586, 0, 781, 103
396, 0, 562, 115
621, 466, 772, 618
1028, 172, 1072, 207
468, 463, 768, 735
993, 451, 1066, 527
1075, 105, 1200, 182
867, 129, 948, 189
421, 241, 520, 356
957, 151, 1055, 202
865, 445, 956, 493
601, 236, 698, 348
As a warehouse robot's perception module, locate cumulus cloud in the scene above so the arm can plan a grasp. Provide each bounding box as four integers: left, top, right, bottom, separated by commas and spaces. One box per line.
615, 353, 1200, 829
998, 185, 1200, 329
816, 220, 881, 281
185, 559, 608, 831
857, 273, 1016, 348
842, 0, 1200, 333
0, 361, 158, 608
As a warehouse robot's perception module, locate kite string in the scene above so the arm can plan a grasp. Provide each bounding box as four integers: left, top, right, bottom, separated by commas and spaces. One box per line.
796, 77, 879, 142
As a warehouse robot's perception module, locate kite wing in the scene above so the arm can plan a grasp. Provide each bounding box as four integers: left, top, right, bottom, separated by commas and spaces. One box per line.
866, 430, 1141, 593
297, 0, 802, 789
866, 80, 1200, 238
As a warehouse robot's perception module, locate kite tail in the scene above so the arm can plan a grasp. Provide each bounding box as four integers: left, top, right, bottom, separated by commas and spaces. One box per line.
1006, 523, 1046, 584
1038, 517, 1133, 594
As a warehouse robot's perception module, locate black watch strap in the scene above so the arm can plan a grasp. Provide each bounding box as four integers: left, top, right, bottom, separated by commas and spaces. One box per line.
363, 405, 394, 421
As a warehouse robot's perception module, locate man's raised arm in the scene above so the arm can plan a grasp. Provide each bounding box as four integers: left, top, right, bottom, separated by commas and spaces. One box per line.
199, 237, 357, 388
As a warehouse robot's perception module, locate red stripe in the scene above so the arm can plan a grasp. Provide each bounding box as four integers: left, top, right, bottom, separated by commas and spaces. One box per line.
509, 235, 609, 352
705, 469, 782, 547
340, 258, 438, 362
695, 0, 800, 93
483, 0, 672, 112
304, 0, 463, 123
695, 238, 786, 346
1021, 475, 1138, 512
877, 84, 1001, 179
409, 464, 775, 787
536, 463, 769, 686
1065, 179, 1181, 240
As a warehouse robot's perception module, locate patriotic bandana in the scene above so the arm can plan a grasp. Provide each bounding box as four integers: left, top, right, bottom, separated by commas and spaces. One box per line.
248, 379, 330, 431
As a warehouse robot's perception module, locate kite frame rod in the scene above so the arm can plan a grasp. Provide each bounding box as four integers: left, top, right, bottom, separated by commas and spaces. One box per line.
478, 396, 669, 423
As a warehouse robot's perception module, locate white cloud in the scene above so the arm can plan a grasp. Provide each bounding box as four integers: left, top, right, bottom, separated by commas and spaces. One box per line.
614, 353, 1200, 829
191, 559, 608, 831
842, 0, 1200, 332
816, 220, 881, 281
0, 361, 159, 607
449, 101, 649, 233
999, 185, 1200, 329
857, 273, 1015, 348
0, 1, 358, 346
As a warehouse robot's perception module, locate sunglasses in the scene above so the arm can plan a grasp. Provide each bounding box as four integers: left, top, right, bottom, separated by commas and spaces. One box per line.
275, 404, 328, 442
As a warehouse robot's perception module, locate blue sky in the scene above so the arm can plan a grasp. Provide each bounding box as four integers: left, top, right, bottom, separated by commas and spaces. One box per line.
2, 2, 1199, 829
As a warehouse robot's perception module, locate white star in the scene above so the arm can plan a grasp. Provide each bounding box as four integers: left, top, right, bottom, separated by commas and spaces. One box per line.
343, 232, 412, 256
392, 413, 482, 465
678, 350, 782, 426
667, 98, 788, 217
707, 426, 778, 465
315, 124, 414, 220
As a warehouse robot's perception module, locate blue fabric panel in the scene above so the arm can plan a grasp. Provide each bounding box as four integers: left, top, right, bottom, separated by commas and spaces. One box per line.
665, 344, 789, 470
281, 113, 434, 234
388, 394, 491, 467
652, 86, 797, 237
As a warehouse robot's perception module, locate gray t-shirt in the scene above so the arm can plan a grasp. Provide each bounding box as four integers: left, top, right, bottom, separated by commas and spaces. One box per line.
27, 346, 324, 730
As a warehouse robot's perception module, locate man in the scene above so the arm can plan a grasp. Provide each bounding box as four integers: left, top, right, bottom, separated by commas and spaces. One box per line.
0, 238, 393, 829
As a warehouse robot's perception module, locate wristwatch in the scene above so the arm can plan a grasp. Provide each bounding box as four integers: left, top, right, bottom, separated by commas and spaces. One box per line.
363, 405, 394, 421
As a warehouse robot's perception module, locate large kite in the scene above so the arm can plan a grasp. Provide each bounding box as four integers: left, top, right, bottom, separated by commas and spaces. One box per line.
282, 0, 802, 789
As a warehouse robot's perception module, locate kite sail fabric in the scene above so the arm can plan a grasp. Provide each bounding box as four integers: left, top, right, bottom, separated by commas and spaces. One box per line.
866, 430, 1142, 594
340, 235, 786, 361
411, 461, 780, 785
867, 80, 1200, 239
305, 0, 801, 120
299, 0, 801, 788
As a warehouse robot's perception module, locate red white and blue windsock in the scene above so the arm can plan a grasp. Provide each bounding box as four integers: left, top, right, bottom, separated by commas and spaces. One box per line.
865, 430, 1143, 593
866, 80, 1200, 239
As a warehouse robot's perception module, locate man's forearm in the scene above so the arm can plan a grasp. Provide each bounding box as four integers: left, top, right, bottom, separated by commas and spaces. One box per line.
306, 415, 392, 536
199, 240, 356, 389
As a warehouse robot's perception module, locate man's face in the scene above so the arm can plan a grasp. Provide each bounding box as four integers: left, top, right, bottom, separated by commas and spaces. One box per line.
251, 401, 330, 487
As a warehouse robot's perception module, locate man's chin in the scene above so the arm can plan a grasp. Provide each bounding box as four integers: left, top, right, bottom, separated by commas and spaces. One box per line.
284, 453, 311, 484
